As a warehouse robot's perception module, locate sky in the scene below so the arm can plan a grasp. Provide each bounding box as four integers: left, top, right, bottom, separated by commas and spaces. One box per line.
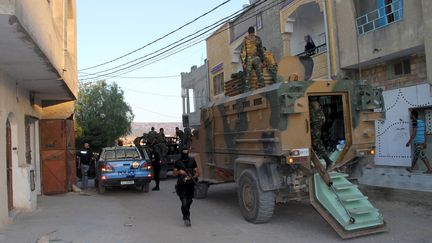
77, 0, 250, 122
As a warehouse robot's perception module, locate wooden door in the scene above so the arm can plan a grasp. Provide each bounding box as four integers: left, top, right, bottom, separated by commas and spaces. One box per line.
6, 119, 13, 211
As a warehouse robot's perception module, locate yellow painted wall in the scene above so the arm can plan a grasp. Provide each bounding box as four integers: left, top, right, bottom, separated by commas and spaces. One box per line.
206, 23, 232, 100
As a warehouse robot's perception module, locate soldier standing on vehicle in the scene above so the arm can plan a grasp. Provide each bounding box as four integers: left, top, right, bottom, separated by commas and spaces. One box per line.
173, 148, 200, 227
241, 26, 265, 91
77, 142, 94, 190
263, 47, 278, 84
310, 100, 333, 170
147, 127, 158, 147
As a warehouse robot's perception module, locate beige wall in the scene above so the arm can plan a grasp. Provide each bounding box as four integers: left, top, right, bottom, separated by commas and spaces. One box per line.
361, 55, 427, 90
14, 0, 78, 100
206, 23, 232, 100
334, 0, 427, 70
0, 70, 41, 227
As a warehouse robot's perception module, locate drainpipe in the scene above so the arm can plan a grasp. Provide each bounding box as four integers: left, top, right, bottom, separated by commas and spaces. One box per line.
322, 0, 332, 79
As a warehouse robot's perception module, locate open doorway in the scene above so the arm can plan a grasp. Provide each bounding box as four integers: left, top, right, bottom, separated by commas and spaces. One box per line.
6, 119, 13, 211
309, 95, 346, 163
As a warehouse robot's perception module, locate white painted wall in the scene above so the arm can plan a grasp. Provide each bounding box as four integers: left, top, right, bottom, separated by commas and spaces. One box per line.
290, 3, 325, 55
0, 70, 41, 227
375, 83, 432, 166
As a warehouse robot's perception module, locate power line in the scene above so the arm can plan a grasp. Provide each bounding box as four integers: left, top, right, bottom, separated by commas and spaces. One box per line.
79, 0, 282, 81
79, 0, 232, 71
80, 74, 180, 79
131, 104, 180, 119
78, 7, 244, 79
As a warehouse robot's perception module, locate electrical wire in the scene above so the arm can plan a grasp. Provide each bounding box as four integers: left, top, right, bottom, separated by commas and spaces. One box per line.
78, 6, 245, 79
79, 0, 233, 71
79, 0, 283, 81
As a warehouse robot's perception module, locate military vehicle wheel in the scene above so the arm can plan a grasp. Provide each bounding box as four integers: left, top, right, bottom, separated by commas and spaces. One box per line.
237, 169, 275, 223
194, 182, 209, 199
97, 181, 106, 194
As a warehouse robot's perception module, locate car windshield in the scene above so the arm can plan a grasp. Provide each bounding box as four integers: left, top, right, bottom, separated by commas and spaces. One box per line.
103, 148, 141, 161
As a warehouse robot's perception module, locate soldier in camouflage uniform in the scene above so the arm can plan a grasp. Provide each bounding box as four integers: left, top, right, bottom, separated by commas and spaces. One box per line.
263, 47, 278, 84
147, 127, 158, 146
310, 100, 333, 170
241, 26, 265, 91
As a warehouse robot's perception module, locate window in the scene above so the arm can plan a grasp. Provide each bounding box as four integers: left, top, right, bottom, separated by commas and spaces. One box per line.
256, 13, 263, 30
388, 58, 411, 79
213, 72, 224, 96
356, 0, 404, 35
393, 59, 410, 76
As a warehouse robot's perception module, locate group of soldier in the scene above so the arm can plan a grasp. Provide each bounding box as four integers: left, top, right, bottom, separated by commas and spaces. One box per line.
133, 126, 199, 226
241, 26, 278, 91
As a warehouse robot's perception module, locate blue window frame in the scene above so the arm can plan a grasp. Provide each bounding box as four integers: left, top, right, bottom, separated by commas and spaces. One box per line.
356, 0, 404, 35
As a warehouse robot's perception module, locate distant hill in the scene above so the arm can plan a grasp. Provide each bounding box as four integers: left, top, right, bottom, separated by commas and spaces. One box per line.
131, 122, 183, 137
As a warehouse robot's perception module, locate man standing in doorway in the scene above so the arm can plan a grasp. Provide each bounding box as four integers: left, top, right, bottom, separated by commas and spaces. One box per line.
78, 142, 94, 190
406, 110, 432, 173
173, 148, 200, 227
241, 26, 265, 91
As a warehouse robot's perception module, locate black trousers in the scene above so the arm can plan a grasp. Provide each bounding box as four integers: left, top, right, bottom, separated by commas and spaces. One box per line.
176, 183, 194, 219
152, 162, 161, 187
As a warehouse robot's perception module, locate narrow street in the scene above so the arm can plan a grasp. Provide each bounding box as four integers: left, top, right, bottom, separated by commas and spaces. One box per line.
0, 178, 431, 243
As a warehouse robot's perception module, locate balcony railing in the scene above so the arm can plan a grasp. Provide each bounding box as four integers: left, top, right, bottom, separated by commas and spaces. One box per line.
356, 0, 404, 35
296, 43, 327, 57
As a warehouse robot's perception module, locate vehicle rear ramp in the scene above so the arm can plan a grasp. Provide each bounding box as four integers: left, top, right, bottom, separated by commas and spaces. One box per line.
309, 172, 386, 239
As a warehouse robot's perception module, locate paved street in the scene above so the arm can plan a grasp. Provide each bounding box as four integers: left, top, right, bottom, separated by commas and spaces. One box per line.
0, 178, 431, 243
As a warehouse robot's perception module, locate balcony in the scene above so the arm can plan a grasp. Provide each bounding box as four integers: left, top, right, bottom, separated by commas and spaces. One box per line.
296, 43, 328, 79
356, 0, 404, 35
0, 0, 77, 106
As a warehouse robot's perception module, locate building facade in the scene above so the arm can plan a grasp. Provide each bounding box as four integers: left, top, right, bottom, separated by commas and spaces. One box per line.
333, 0, 432, 168
181, 60, 209, 128
0, 0, 77, 227
206, 0, 287, 101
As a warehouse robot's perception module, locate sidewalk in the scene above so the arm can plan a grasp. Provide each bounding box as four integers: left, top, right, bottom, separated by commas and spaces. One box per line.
358, 165, 432, 193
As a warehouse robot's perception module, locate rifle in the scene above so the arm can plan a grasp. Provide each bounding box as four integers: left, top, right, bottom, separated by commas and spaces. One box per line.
175, 159, 203, 193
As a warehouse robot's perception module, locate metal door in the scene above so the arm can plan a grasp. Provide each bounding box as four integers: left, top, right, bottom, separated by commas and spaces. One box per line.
6, 119, 13, 211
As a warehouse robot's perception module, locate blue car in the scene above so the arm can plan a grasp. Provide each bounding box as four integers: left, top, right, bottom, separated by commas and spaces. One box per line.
95, 146, 152, 193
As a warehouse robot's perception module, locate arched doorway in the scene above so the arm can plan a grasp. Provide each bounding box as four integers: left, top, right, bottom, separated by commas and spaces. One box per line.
6, 119, 13, 211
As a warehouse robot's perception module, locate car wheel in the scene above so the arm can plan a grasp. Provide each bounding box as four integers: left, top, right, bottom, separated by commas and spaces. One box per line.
139, 183, 149, 193
98, 181, 106, 194
237, 169, 275, 223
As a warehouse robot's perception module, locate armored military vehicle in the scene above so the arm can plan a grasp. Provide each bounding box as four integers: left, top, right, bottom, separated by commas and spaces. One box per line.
190, 56, 386, 239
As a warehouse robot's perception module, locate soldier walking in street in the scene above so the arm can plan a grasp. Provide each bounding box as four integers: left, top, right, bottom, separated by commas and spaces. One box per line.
310, 100, 333, 170
241, 26, 265, 91
406, 110, 432, 173
173, 148, 200, 227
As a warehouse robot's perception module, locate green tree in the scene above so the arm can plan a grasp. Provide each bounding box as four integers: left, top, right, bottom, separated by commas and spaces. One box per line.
75, 80, 134, 151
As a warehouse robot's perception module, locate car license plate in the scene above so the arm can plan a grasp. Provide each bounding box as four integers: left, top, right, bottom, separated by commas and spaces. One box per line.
120, 181, 134, 185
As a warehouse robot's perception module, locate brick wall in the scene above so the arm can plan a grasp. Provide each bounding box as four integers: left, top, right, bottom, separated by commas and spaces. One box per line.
361, 55, 427, 90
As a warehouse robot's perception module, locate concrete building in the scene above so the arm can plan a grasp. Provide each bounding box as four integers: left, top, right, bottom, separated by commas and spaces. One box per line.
333, 0, 432, 170
207, 0, 287, 101
279, 0, 337, 79
181, 60, 209, 128
0, 0, 77, 227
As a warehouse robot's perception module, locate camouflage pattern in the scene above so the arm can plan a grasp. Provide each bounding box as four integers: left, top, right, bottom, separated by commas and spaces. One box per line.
241, 35, 265, 90
190, 56, 384, 188
146, 130, 158, 146
310, 101, 327, 158
264, 50, 278, 83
